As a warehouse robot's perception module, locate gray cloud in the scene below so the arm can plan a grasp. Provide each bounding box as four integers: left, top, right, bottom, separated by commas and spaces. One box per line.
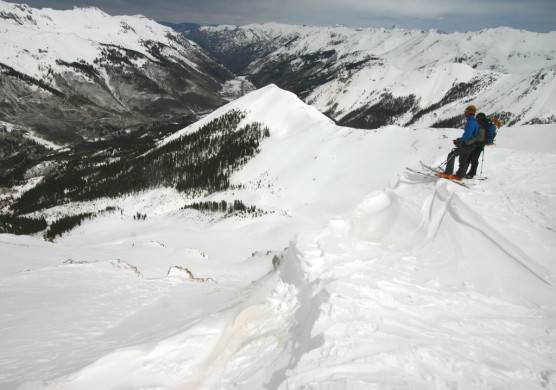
6, 0, 556, 32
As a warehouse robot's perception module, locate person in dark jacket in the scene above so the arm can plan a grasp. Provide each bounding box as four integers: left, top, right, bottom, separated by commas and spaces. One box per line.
437, 105, 481, 180
466, 115, 499, 178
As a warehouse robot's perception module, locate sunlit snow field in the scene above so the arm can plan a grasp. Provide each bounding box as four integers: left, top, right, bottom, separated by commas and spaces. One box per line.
1, 86, 556, 389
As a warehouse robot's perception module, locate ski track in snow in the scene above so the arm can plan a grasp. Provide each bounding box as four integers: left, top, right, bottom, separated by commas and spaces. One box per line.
1, 86, 556, 389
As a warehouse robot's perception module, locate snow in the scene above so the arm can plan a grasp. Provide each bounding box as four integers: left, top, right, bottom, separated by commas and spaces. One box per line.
208, 23, 556, 75
201, 22, 556, 127
0, 0, 205, 82
0, 177, 44, 212
160, 84, 335, 145
0, 120, 17, 133
22, 130, 62, 149
2, 85, 556, 389
0, 121, 62, 149
220, 76, 255, 100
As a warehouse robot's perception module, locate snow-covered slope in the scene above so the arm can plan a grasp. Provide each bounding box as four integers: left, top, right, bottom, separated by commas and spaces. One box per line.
159, 84, 446, 216
186, 23, 556, 129
0, 1, 231, 141
1, 86, 556, 389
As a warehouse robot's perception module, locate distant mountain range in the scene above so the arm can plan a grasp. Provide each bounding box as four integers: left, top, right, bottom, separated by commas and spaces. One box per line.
0, 1, 232, 143
183, 23, 556, 129
2, 1, 555, 147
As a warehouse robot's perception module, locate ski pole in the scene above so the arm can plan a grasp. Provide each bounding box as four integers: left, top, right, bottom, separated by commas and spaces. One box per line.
437, 156, 450, 170
439, 158, 448, 169
480, 147, 485, 177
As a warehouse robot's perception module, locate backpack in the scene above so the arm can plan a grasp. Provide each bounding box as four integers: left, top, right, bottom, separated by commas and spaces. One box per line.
486, 116, 500, 144
475, 113, 489, 145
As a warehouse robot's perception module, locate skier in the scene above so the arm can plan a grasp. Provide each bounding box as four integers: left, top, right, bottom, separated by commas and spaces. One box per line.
466, 115, 501, 178
436, 104, 483, 180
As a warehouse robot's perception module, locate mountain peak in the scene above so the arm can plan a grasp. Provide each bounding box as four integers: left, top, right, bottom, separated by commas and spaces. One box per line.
160, 84, 334, 147
0, 0, 230, 142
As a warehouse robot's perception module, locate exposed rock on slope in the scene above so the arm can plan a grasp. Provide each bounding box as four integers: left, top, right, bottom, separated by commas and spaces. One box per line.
0, 1, 232, 142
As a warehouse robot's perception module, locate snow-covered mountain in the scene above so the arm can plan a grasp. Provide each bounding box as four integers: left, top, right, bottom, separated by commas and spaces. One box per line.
0, 1, 232, 142
185, 23, 556, 129
1, 85, 555, 389
4, 4, 554, 145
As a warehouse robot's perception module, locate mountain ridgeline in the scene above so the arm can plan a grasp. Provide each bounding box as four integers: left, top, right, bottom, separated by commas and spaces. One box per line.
2, 1, 555, 142
0, 1, 232, 144
183, 24, 556, 129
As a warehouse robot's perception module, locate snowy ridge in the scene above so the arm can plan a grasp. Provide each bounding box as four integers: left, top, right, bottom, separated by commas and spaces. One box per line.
199, 23, 556, 75
160, 84, 334, 145
0, 1, 230, 141
1, 86, 556, 388
189, 23, 556, 127
0, 120, 63, 149
0, 0, 195, 79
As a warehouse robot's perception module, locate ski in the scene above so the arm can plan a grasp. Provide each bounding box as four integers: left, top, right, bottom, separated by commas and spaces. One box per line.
420, 161, 488, 181
405, 167, 436, 178
405, 167, 470, 188
420, 161, 443, 174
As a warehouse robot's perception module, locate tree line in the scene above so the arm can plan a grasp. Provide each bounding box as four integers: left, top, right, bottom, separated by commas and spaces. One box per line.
12, 110, 270, 215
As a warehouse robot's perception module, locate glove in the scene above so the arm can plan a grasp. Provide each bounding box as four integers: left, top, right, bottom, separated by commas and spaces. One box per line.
453, 139, 461, 146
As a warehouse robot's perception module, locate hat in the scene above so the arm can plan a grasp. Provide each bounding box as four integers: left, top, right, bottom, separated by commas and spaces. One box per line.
464, 105, 477, 115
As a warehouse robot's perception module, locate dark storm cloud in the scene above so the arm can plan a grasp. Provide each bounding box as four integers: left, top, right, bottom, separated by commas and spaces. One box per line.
6, 0, 556, 32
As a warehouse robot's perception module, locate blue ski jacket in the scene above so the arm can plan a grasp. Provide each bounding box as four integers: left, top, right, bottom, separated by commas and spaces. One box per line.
461, 115, 480, 144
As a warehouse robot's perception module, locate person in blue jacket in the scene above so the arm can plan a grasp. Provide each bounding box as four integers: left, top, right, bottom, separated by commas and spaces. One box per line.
437, 104, 483, 180
466, 115, 499, 178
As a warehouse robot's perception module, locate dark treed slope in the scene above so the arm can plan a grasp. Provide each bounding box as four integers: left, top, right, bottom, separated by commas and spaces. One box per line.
11, 110, 269, 214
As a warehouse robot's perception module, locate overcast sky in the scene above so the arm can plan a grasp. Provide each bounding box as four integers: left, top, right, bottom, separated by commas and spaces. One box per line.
7, 0, 556, 32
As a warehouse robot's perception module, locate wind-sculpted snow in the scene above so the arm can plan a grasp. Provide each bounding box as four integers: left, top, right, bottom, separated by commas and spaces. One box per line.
352, 185, 555, 302
271, 217, 555, 388
1, 86, 555, 389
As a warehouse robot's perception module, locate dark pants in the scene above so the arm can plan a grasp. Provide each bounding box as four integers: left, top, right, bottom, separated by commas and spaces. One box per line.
467, 145, 484, 177
444, 145, 475, 177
